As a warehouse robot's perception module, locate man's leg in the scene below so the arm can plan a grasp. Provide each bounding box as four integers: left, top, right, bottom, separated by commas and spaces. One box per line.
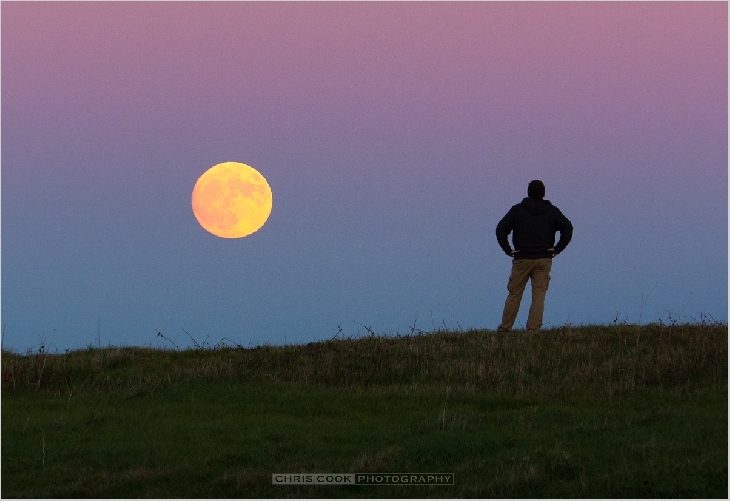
498, 259, 531, 331
526, 258, 552, 332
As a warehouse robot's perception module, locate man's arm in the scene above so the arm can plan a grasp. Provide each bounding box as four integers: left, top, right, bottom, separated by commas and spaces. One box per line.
496, 209, 515, 256
552, 211, 573, 255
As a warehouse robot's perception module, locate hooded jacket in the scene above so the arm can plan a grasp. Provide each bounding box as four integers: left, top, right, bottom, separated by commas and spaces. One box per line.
496, 198, 573, 259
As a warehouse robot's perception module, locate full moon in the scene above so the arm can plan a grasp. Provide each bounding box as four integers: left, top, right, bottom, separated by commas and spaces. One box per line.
191, 162, 273, 238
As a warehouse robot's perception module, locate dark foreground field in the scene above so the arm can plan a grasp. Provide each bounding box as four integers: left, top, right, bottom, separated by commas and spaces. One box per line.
2, 323, 727, 498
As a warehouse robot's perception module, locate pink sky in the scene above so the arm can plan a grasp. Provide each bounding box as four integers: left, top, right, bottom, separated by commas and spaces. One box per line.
2, 2, 726, 350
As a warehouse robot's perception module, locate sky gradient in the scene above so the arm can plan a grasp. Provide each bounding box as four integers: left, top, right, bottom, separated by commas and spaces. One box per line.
2, 2, 727, 352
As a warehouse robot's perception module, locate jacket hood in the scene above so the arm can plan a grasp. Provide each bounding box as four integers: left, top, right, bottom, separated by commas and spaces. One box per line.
520, 197, 552, 215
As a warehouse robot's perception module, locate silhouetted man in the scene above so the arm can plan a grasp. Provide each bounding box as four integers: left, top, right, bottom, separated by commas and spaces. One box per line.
496, 180, 573, 332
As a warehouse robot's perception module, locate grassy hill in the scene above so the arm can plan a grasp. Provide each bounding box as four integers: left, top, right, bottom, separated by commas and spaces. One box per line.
2, 322, 727, 497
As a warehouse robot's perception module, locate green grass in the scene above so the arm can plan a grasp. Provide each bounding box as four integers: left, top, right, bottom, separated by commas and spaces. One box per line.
2, 322, 727, 497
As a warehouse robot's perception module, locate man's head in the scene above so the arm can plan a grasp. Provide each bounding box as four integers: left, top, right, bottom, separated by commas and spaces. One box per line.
528, 180, 545, 200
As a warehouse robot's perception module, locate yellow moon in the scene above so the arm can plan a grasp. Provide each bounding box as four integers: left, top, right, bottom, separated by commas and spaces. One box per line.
191, 162, 272, 238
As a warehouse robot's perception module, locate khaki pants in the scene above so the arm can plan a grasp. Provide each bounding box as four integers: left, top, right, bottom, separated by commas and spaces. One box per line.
498, 258, 552, 332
